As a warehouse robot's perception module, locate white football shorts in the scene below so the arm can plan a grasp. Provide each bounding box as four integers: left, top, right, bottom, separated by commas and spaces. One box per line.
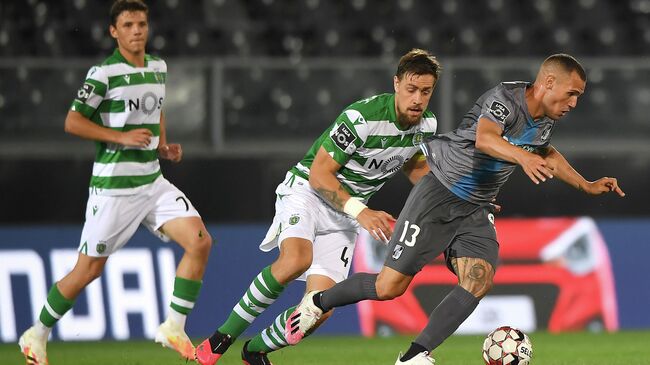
78, 176, 200, 257
260, 171, 360, 283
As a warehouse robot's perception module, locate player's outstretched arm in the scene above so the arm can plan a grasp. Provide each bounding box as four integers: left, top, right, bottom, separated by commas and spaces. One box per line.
310, 147, 395, 242
402, 152, 430, 185
476, 118, 554, 184
64, 110, 152, 148
542, 146, 625, 197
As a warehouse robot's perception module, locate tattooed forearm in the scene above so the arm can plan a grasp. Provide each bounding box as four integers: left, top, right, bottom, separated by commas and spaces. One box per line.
315, 185, 348, 210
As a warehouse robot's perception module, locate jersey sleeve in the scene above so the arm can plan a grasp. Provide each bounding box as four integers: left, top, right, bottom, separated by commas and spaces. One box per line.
478, 88, 516, 130
70, 66, 108, 120
321, 108, 370, 165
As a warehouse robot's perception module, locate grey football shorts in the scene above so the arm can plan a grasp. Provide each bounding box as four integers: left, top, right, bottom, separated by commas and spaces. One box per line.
384, 173, 499, 276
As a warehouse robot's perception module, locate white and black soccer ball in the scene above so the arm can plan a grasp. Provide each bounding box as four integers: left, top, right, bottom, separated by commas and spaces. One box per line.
482, 326, 533, 365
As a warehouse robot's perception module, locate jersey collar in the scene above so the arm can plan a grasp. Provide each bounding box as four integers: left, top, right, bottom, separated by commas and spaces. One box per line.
112, 48, 148, 68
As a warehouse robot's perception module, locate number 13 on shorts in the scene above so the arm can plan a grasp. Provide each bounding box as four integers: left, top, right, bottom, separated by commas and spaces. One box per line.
398, 220, 421, 247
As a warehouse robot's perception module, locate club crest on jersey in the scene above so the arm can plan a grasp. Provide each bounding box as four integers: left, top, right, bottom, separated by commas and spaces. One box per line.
412, 131, 424, 146
488, 213, 495, 225
488, 100, 510, 123
331, 123, 357, 153
289, 214, 301, 225
96, 241, 107, 254
392, 245, 404, 260
76, 83, 95, 103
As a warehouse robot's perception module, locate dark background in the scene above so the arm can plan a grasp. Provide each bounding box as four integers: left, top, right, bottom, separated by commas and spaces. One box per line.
0, 0, 648, 223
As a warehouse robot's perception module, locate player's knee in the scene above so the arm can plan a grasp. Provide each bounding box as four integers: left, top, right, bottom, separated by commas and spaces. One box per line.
276, 249, 313, 275
276, 253, 312, 278
375, 281, 406, 300
184, 231, 212, 257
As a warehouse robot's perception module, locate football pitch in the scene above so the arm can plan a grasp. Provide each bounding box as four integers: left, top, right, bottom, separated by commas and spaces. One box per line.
2, 331, 650, 365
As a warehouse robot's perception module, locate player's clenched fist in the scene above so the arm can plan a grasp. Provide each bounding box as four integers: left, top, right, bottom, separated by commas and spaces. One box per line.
158, 143, 183, 162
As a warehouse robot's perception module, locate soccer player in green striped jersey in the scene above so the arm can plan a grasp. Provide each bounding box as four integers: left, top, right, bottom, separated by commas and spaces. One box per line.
18, 1, 211, 364
195, 49, 441, 365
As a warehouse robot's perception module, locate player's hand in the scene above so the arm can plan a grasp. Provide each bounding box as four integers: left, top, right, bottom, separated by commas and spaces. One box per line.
158, 143, 183, 163
517, 152, 554, 185
585, 177, 625, 197
490, 198, 502, 214
356, 208, 395, 244
120, 128, 152, 148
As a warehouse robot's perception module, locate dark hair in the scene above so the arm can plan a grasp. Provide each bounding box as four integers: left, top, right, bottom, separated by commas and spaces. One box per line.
543, 53, 586, 81
110, 0, 148, 26
395, 49, 441, 81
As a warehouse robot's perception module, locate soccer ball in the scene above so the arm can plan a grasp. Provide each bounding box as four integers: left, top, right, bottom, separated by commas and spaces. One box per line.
482, 326, 533, 365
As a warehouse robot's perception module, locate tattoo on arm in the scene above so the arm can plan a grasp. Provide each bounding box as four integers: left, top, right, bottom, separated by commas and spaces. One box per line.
315, 185, 348, 210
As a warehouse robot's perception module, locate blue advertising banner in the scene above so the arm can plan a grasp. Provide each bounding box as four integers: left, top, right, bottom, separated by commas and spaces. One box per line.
0, 224, 358, 343
0, 219, 649, 343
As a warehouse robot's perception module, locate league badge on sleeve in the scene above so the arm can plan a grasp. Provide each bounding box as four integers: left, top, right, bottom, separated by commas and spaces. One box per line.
488, 100, 511, 123
76, 83, 95, 103
330, 123, 357, 153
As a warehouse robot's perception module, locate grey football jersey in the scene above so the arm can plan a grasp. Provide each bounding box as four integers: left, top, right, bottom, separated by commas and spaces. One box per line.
422, 82, 556, 203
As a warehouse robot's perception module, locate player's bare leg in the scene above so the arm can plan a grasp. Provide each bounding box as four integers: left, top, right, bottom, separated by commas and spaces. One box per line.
155, 217, 212, 360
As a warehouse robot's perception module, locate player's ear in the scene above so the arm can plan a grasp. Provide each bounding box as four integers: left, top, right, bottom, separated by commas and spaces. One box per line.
545, 73, 556, 90
109, 25, 118, 39
393, 75, 400, 93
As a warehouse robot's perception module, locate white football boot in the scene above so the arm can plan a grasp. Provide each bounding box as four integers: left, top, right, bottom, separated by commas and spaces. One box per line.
285, 291, 324, 345
18, 326, 49, 365
155, 318, 195, 360
395, 351, 436, 365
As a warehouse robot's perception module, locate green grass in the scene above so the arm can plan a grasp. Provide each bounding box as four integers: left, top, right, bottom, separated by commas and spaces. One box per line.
2, 331, 650, 364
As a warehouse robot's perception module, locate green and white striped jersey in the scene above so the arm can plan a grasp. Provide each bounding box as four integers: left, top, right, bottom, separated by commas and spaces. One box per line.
290, 93, 437, 203
71, 49, 167, 196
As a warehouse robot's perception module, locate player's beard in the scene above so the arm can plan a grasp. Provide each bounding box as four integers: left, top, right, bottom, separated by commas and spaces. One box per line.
396, 109, 422, 128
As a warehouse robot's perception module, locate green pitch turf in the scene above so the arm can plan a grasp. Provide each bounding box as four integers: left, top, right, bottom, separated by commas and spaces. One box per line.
2, 331, 650, 364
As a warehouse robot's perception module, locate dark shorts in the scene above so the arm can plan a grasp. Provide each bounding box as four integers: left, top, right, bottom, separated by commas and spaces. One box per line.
384, 173, 499, 276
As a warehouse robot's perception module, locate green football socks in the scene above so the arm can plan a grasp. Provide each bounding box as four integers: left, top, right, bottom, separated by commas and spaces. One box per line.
38, 284, 75, 328
246, 305, 296, 353
218, 265, 284, 338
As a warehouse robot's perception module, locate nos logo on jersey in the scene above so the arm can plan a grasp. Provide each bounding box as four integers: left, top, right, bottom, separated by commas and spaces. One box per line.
330, 123, 357, 153
488, 100, 510, 123
368, 155, 405, 174
128, 92, 163, 115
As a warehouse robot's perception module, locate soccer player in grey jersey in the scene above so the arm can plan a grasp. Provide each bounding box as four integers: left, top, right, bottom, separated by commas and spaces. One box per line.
286, 54, 625, 365
18, 1, 212, 364
195, 49, 440, 365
